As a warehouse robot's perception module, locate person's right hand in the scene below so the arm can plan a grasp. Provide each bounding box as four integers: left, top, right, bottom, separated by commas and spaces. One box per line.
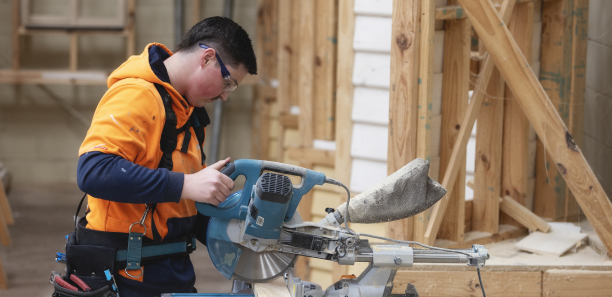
181, 158, 234, 205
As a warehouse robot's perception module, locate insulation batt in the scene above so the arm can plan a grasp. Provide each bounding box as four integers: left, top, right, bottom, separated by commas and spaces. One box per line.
336, 158, 447, 224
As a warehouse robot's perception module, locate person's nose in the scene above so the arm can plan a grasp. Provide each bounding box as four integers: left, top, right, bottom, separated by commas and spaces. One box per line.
220, 91, 230, 101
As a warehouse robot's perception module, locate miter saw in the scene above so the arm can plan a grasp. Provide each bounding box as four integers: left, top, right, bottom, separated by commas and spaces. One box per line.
164, 159, 489, 297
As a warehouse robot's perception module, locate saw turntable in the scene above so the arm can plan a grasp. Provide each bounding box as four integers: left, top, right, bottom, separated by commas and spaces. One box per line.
163, 158, 489, 297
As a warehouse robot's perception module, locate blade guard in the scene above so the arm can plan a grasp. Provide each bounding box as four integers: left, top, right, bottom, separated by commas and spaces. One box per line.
196, 159, 326, 222
206, 217, 241, 279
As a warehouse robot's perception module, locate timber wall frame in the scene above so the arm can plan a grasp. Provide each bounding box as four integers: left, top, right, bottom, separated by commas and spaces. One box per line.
252, 0, 611, 288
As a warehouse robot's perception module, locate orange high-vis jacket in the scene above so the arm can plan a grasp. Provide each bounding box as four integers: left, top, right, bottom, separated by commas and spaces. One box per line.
78, 43, 204, 282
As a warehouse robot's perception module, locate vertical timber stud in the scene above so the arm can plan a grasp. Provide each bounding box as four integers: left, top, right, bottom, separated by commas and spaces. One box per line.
289, 1, 301, 109
457, 0, 612, 255
333, 0, 355, 281
565, 0, 588, 221
501, 2, 534, 227
313, 0, 338, 141
412, 0, 435, 244
534, 0, 573, 220
424, 0, 516, 246
276, 0, 292, 161
386, 0, 421, 241
438, 0, 470, 242
298, 0, 315, 148
473, 66, 504, 234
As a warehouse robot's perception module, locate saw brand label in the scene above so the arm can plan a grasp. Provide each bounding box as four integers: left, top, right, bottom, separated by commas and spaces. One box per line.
256, 216, 265, 226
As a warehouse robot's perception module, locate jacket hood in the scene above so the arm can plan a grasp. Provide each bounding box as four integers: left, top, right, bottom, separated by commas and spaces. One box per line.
107, 43, 193, 125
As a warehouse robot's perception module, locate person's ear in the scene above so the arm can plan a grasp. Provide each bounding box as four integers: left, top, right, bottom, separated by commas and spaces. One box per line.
201, 48, 216, 67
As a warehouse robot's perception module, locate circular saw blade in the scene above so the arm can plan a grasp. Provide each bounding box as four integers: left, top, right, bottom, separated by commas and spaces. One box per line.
231, 211, 303, 282
231, 246, 297, 282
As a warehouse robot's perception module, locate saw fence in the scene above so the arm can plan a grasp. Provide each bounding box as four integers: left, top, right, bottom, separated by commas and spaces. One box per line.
252, 0, 612, 294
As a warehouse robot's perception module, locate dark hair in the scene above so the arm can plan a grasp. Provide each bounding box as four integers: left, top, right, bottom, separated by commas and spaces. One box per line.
176, 16, 257, 75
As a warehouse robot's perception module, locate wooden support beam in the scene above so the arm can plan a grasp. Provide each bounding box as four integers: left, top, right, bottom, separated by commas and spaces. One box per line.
313, 0, 337, 141
534, 0, 573, 221
457, 0, 612, 255
393, 271, 542, 296
251, 86, 274, 160
436, 5, 465, 20
473, 67, 504, 234
438, 7, 470, 243
275, 0, 293, 161
257, 0, 278, 84
501, 2, 534, 227
287, 147, 335, 167
297, 0, 315, 148
424, 0, 517, 246
413, 0, 435, 244
468, 179, 551, 233
438, 224, 529, 249
333, 0, 355, 282
289, 1, 301, 109
386, 0, 421, 242
543, 270, 612, 297
565, 0, 589, 222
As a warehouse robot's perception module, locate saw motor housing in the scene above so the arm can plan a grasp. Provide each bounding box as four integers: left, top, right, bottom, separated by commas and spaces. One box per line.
243, 172, 294, 252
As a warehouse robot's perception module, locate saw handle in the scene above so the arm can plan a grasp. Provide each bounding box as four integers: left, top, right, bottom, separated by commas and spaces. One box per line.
195, 159, 327, 222
219, 161, 236, 177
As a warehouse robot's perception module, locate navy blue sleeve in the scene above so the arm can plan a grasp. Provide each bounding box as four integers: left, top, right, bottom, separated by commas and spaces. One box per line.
77, 152, 184, 204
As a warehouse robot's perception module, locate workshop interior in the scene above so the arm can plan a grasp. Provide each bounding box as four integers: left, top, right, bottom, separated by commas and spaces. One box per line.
0, 0, 612, 296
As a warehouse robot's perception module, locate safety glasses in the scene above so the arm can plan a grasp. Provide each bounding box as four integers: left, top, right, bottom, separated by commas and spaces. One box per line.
199, 43, 238, 92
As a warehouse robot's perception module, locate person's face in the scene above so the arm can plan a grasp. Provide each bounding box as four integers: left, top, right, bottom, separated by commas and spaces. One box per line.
184, 47, 248, 107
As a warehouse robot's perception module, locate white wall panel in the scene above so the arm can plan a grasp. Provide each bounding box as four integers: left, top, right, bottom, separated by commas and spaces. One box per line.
350, 158, 389, 193
432, 73, 443, 116
354, 16, 392, 53
352, 87, 390, 125
354, 0, 392, 17
434, 30, 445, 74
431, 114, 441, 158
350, 123, 388, 161
353, 52, 391, 88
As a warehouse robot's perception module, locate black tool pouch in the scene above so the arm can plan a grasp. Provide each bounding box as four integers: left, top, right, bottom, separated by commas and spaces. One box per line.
51, 274, 116, 297
65, 231, 117, 278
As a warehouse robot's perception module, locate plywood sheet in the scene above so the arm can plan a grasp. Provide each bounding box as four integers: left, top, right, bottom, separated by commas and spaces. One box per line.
254, 277, 290, 297
515, 224, 587, 257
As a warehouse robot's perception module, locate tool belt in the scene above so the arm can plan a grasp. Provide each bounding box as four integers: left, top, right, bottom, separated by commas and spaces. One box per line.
66, 217, 197, 278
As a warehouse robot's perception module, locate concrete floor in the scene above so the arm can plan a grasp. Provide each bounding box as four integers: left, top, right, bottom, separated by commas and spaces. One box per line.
0, 182, 233, 296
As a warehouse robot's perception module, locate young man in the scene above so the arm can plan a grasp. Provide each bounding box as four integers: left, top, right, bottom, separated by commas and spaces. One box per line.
76, 17, 257, 296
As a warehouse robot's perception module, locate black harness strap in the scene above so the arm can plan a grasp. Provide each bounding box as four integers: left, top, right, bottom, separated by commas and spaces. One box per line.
154, 83, 177, 171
